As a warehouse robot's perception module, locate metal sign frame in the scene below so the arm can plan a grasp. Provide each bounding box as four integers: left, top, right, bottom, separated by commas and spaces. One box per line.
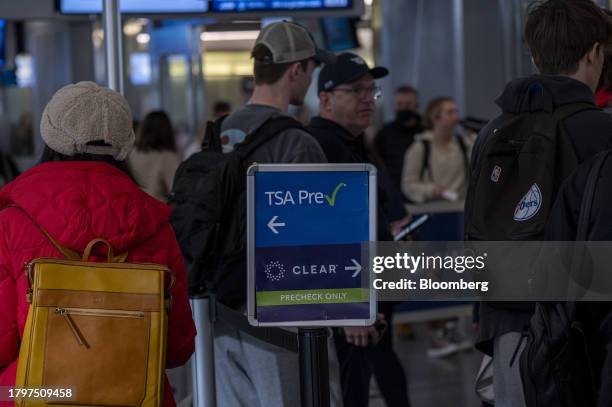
246, 163, 377, 327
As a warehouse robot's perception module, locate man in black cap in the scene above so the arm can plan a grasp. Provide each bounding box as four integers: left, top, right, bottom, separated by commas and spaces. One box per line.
308, 52, 412, 407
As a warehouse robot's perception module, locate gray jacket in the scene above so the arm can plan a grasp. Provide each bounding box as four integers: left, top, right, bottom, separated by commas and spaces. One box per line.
221, 104, 327, 164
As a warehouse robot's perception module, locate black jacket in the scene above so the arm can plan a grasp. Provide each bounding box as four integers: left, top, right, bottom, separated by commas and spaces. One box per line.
473, 75, 612, 166
0, 153, 19, 188
468, 75, 612, 353
546, 155, 612, 407
307, 116, 407, 241
374, 118, 422, 194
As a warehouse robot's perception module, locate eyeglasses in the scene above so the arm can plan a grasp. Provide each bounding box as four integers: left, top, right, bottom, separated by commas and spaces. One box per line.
332, 85, 383, 100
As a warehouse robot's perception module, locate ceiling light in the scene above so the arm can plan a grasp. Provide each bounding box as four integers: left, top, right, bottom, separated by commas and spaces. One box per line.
200, 30, 260, 42
136, 33, 151, 45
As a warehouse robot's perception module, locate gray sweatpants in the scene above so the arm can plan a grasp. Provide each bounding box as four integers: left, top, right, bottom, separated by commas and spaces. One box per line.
493, 331, 527, 407
214, 319, 343, 407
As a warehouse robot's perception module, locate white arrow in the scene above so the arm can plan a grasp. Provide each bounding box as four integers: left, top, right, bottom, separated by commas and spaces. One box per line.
345, 259, 362, 278
267, 216, 286, 234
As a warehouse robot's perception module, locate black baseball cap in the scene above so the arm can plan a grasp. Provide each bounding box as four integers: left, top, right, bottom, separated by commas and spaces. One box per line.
318, 52, 389, 93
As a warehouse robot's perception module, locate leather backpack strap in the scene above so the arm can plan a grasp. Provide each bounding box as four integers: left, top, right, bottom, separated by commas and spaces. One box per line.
82, 238, 129, 263
8, 205, 80, 260
8, 205, 129, 262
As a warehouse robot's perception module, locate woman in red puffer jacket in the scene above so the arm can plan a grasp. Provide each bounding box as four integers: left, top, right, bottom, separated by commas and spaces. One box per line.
0, 82, 196, 407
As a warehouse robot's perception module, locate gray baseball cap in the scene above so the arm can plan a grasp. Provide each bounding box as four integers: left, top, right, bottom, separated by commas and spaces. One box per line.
253, 21, 336, 65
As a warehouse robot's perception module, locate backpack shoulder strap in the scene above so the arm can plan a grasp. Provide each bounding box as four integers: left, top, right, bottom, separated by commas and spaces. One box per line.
457, 135, 469, 178
201, 115, 228, 152
576, 150, 612, 240
420, 139, 431, 181
8, 205, 129, 262
553, 102, 597, 122
8, 205, 80, 260
235, 115, 306, 161
567, 150, 611, 300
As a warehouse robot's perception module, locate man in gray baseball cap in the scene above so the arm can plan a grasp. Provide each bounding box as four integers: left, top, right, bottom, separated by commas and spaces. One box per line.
213, 21, 342, 407
253, 20, 336, 65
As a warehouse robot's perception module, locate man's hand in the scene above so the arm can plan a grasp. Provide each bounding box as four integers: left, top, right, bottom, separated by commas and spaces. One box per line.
343, 326, 379, 347
343, 314, 387, 347
432, 185, 445, 199
390, 214, 412, 237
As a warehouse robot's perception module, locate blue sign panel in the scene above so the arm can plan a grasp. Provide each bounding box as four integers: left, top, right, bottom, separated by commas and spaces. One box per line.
60, 0, 209, 14
59, 0, 352, 14
248, 165, 375, 326
212, 0, 352, 11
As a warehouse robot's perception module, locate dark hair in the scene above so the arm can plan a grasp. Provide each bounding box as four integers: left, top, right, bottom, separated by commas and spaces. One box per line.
395, 85, 418, 96
524, 0, 612, 75
423, 96, 455, 129
252, 44, 311, 85
213, 100, 232, 115
135, 110, 176, 152
39, 144, 135, 180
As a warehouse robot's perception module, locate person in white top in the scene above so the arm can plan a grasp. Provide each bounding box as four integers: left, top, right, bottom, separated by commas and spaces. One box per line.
129, 110, 180, 202
401, 96, 473, 204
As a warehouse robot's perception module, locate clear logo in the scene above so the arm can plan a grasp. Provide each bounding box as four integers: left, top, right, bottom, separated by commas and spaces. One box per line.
264, 261, 285, 282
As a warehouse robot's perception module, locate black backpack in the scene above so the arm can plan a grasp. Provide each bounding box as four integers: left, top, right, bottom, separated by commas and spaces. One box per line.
519, 150, 612, 407
465, 103, 594, 241
0, 153, 19, 187
168, 115, 305, 307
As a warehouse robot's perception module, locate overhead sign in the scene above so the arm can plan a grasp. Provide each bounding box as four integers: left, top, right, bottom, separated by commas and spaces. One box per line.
59, 0, 209, 14
58, 0, 359, 15
212, 0, 352, 12
247, 164, 376, 327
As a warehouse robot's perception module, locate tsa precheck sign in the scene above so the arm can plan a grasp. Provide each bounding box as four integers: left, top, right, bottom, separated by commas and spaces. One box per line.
246, 164, 377, 327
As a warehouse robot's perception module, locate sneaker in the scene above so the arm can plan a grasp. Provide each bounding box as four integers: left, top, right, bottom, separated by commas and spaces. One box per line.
427, 329, 460, 358
427, 339, 459, 358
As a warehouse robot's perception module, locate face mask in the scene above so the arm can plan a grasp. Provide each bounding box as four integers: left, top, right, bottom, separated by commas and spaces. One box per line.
396, 110, 420, 126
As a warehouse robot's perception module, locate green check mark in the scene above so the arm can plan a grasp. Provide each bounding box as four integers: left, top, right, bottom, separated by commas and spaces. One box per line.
324, 182, 347, 207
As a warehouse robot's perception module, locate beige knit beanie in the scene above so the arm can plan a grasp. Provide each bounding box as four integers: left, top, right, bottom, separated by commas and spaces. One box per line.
40, 81, 134, 160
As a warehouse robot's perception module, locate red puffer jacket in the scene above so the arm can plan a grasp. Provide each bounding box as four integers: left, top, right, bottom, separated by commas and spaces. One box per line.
0, 161, 196, 407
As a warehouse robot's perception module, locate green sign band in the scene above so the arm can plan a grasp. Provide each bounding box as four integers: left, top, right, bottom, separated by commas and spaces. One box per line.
257, 288, 370, 306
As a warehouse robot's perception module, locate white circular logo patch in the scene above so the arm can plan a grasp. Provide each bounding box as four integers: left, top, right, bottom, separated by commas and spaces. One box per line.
513, 183, 542, 222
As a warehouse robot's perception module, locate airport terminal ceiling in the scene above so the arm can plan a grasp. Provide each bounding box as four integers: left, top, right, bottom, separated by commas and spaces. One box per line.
0, 0, 608, 164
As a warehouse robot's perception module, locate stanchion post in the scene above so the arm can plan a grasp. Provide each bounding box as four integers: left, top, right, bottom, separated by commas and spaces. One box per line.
102, 0, 124, 94
190, 297, 216, 407
299, 328, 330, 407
